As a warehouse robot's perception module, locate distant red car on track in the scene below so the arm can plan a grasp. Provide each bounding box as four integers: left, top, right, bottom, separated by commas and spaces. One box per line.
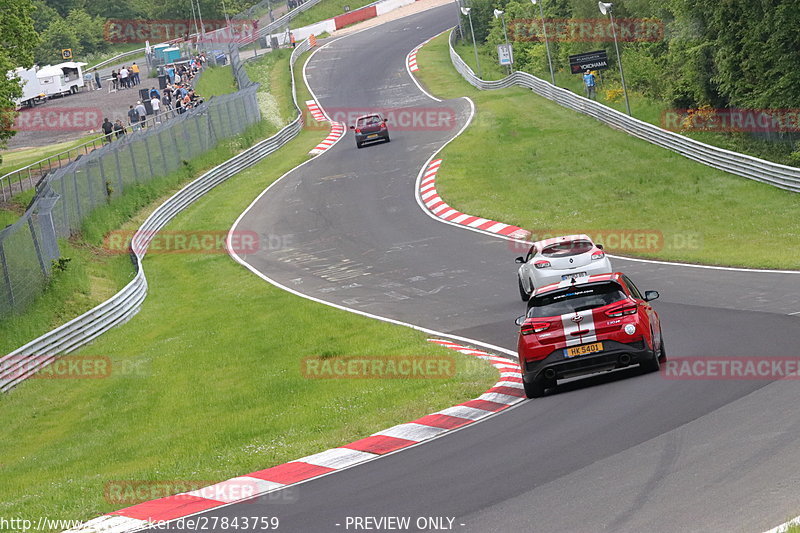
350, 113, 390, 148
516, 272, 665, 398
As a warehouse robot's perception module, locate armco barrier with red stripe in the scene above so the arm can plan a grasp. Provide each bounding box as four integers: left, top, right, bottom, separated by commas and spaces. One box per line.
419, 159, 530, 239
334, 6, 378, 30
66, 341, 523, 532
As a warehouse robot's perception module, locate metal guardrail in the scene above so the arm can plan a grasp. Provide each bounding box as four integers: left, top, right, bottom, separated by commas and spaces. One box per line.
0, 38, 312, 392
201, 0, 324, 46
447, 30, 800, 194
88, 48, 147, 71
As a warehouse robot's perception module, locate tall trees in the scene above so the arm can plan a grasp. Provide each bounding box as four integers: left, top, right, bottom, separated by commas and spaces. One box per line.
463, 0, 800, 111
0, 0, 39, 153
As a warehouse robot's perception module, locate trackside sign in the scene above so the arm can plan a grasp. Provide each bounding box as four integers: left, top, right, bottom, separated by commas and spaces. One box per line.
569, 50, 609, 74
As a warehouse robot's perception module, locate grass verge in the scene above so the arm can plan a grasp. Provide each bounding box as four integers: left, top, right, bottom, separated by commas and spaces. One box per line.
290, 0, 376, 28
416, 33, 800, 269
194, 65, 239, 97
0, 47, 498, 529
456, 39, 800, 167
0, 135, 105, 177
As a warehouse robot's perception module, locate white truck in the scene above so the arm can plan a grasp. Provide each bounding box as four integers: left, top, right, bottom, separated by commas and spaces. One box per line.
9, 66, 47, 108
35, 61, 88, 97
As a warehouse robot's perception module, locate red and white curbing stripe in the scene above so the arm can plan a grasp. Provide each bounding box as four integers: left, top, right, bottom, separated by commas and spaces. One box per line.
310, 121, 345, 155
419, 159, 530, 239
406, 36, 433, 73
64, 341, 522, 532
305, 99, 326, 122
408, 49, 420, 72
305, 100, 345, 155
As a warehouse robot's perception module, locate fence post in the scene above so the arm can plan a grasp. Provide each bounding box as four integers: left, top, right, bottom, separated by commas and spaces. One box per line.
27, 216, 49, 278
225, 98, 235, 137
72, 170, 82, 224
143, 134, 156, 178
113, 146, 125, 195
157, 129, 169, 175
129, 143, 141, 184
169, 122, 184, 166
0, 238, 14, 311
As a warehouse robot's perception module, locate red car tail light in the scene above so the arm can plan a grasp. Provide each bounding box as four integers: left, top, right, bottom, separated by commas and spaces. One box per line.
380, 122, 387, 129
605, 305, 637, 318
355, 128, 362, 134
534, 260, 551, 269
521, 321, 551, 335
591, 250, 605, 260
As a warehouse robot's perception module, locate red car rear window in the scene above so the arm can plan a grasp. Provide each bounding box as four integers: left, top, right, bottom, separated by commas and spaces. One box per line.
357, 115, 381, 127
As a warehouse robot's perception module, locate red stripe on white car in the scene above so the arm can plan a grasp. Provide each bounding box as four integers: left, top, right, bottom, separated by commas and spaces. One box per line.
418, 159, 529, 241
64, 341, 522, 533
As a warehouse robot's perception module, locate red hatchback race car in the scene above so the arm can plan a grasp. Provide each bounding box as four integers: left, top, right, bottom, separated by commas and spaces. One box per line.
516, 272, 665, 398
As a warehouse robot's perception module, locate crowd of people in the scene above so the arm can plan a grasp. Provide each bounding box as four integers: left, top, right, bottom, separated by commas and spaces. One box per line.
100, 55, 207, 143
109, 63, 143, 90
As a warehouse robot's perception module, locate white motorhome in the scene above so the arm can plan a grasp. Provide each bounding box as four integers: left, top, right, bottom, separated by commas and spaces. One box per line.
9, 66, 46, 108
36, 61, 87, 97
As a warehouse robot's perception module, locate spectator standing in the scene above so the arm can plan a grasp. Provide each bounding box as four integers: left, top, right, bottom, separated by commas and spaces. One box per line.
167, 64, 176, 83
583, 70, 597, 100
127, 105, 139, 130
150, 95, 161, 118
149, 86, 161, 99
113, 119, 126, 138
161, 90, 172, 111
130, 62, 141, 85
83, 71, 95, 91
175, 97, 184, 114
119, 66, 129, 89
101, 117, 114, 143
111, 70, 118, 90
94, 68, 102, 89
135, 100, 147, 128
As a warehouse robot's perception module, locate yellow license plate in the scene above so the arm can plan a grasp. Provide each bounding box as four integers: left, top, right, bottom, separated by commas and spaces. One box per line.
367, 134, 378, 139
564, 342, 603, 358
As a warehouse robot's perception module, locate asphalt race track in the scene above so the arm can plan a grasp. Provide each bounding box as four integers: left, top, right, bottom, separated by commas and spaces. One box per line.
145, 6, 800, 532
